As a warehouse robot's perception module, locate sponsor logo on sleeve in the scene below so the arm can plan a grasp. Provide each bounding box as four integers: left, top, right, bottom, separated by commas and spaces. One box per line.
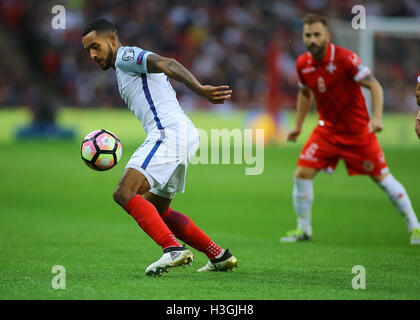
122, 48, 135, 61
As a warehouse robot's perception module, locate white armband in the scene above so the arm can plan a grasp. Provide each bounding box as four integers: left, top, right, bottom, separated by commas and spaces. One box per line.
354, 65, 371, 82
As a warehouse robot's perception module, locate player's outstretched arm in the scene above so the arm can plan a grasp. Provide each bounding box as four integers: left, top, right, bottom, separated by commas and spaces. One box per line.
358, 74, 384, 133
147, 54, 232, 104
287, 87, 313, 142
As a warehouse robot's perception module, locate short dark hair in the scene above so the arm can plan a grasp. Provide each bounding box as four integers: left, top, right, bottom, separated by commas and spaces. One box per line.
82, 18, 118, 37
302, 13, 328, 28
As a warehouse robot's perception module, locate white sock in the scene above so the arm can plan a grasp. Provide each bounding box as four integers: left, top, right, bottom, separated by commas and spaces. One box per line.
378, 174, 420, 232
293, 177, 314, 235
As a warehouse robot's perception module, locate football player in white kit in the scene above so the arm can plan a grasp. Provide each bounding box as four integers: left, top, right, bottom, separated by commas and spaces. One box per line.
82, 19, 238, 276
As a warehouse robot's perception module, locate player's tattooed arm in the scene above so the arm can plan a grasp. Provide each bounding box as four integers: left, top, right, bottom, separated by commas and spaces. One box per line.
147, 54, 201, 91
416, 83, 420, 107
147, 54, 232, 104
358, 74, 384, 133
357, 74, 378, 88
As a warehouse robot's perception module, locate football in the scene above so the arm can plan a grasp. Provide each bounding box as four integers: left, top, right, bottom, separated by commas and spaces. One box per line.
81, 129, 122, 171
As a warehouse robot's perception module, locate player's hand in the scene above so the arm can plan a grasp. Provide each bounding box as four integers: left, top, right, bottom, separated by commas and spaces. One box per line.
287, 127, 302, 142
369, 118, 383, 133
197, 85, 232, 104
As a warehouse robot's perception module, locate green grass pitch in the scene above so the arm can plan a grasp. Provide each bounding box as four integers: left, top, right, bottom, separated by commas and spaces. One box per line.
1, 108, 420, 300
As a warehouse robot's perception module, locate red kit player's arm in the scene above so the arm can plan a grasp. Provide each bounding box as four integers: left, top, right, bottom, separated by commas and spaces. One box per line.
344, 50, 383, 132
287, 86, 314, 142
358, 74, 384, 133
288, 55, 314, 142
416, 82, 420, 107
295, 87, 313, 129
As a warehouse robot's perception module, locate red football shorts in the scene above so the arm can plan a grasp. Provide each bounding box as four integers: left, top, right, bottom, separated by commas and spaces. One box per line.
297, 128, 388, 176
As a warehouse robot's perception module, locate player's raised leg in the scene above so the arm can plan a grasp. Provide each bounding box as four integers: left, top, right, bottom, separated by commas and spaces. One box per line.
144, 191, 238, 272
281, 166, 319, 243
371, 172, 420, 245
113, 168, 193, 276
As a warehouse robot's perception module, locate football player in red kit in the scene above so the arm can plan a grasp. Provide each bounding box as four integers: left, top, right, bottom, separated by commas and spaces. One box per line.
281, 14, 420, 245
415, 72, 420, 139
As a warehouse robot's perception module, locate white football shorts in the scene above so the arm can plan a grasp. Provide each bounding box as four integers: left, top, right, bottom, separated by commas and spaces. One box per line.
125, 120, 199, 199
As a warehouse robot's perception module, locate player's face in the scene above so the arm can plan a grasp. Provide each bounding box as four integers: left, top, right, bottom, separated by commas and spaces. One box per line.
82, 31, 114, 70
416, 83, 420, 106
302, 22, 331, 60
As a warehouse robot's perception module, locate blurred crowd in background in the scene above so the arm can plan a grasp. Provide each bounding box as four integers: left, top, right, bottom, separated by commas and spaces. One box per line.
0, 0, 419, 115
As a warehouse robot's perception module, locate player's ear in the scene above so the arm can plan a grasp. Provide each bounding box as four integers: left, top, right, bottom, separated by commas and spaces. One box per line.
326, 30, 331, 42
108, 33, 118, 48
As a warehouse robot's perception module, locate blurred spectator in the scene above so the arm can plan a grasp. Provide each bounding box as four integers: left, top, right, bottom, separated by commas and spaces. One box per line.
0, 0, 419, 112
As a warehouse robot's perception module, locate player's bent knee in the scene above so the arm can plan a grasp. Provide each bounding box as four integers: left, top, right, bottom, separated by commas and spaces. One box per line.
143, 192, 171, 215
294, 170, 304, 179
294, 167, 318, 179
113, 168, 151, 207
371, 172, 389, 183
113, 185, 136, 208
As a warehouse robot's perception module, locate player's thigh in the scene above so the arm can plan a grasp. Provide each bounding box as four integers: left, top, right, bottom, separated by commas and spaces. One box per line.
114, 168, 151, 203
297, 129, 339, 175
294, 166, 319, 179
341, 134, 388, 176
143, 191, 172, 215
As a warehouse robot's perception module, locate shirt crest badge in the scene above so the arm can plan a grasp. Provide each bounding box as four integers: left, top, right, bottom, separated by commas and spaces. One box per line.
122, 48, 135, 61
326, 62, 336, 74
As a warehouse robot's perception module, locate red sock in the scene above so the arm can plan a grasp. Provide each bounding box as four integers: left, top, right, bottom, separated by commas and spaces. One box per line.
161, 208, 223, 260
125, 195, 180, 250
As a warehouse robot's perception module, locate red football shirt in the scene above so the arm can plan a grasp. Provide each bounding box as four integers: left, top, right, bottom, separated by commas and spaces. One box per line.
418, 72, 420, 83
297, 42, 372, 139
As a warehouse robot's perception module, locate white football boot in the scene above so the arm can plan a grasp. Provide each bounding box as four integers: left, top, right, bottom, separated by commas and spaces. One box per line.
197, 249, 238, 272
145, 245, 194, 277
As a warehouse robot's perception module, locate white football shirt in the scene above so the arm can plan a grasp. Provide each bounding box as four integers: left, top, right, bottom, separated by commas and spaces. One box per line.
115, 46, 190, 135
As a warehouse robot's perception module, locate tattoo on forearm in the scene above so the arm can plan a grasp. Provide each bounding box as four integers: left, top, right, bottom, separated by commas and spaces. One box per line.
167, 60, 201, 92
363, 74, 376, 82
